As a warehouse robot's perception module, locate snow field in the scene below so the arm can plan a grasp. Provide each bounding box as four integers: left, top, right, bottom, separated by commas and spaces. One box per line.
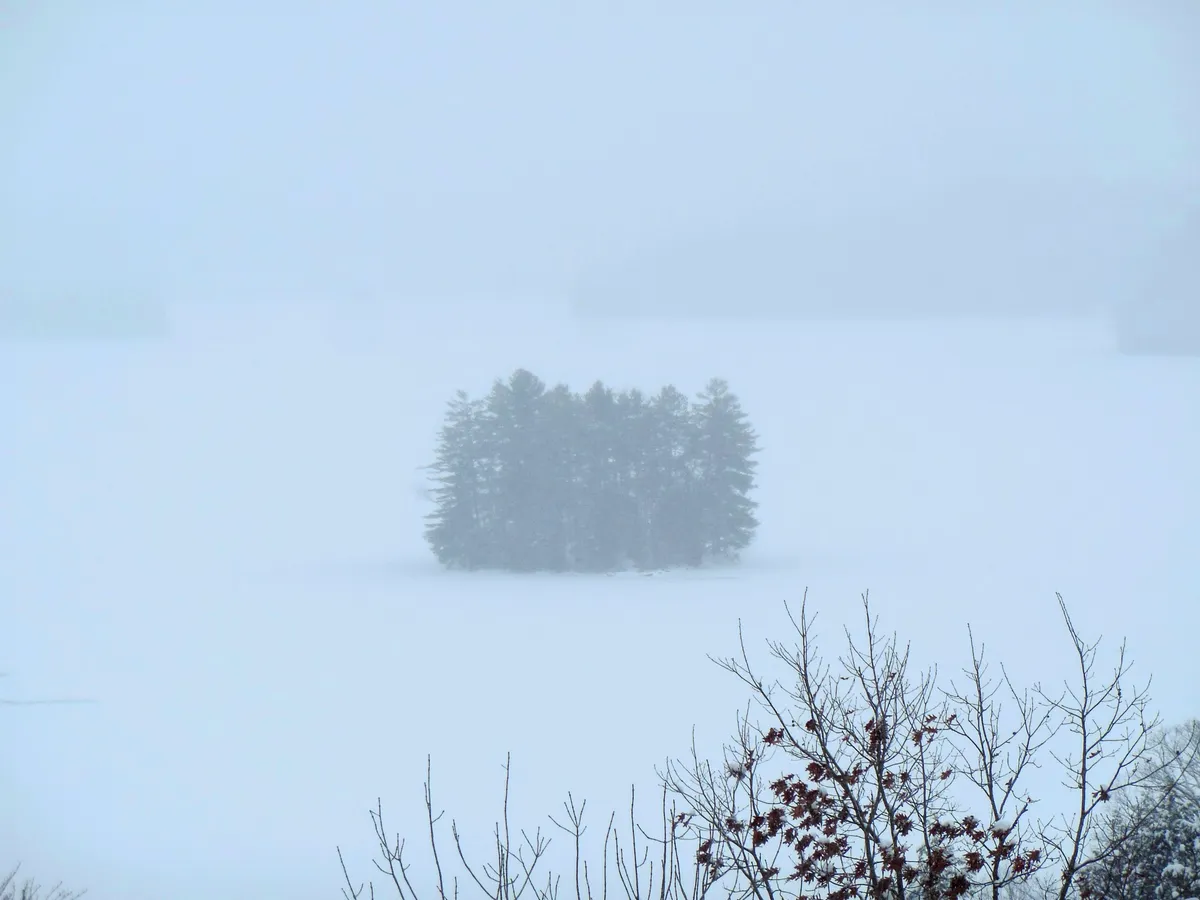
1, 302, 1195, 898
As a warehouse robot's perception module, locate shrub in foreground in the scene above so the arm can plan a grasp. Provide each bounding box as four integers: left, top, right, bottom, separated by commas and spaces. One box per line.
339, 592, 1195, 900
0, 866, 83, 900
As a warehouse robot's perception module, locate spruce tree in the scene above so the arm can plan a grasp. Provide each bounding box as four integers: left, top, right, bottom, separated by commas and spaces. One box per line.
485, 369, 553, 571
691, 377, 759, 561
537, 383, 585, 570
646, 384, 702, 567
423, 391, 490, 568
576, 381, 628, 571
615, 388, 656, 569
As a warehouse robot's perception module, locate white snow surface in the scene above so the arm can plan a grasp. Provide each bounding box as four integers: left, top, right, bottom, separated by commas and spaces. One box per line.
1, 301, 1197, 898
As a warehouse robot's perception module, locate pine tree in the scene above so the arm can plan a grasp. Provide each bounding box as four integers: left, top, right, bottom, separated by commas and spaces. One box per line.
690, 377, 759, 561
423, 391, 491, 568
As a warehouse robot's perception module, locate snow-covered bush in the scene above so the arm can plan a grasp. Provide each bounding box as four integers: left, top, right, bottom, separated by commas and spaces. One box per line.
1078, 721, 1200, 900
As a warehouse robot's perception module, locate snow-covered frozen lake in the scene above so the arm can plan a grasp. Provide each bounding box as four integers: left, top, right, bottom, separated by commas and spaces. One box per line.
1, 303, 1196, 899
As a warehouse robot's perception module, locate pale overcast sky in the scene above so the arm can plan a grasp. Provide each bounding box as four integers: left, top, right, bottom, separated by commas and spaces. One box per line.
1, 2, 1196, 307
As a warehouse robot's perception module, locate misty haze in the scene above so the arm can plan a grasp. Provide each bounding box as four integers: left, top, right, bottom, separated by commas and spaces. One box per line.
1, 4, 1198, 899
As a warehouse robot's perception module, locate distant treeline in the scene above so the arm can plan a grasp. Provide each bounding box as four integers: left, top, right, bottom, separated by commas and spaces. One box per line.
423, 369, 759, 572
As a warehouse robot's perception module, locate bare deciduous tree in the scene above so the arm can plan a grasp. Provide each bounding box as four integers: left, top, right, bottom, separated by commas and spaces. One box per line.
663, 593, 1044, 900
1029, 596, 1183, 899
0, 866, 84, 900
662, 592, 1181, 900
338, 754, 721, 900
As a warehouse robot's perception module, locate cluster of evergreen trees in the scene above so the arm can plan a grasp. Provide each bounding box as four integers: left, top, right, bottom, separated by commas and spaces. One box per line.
423, 369, 759, 572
